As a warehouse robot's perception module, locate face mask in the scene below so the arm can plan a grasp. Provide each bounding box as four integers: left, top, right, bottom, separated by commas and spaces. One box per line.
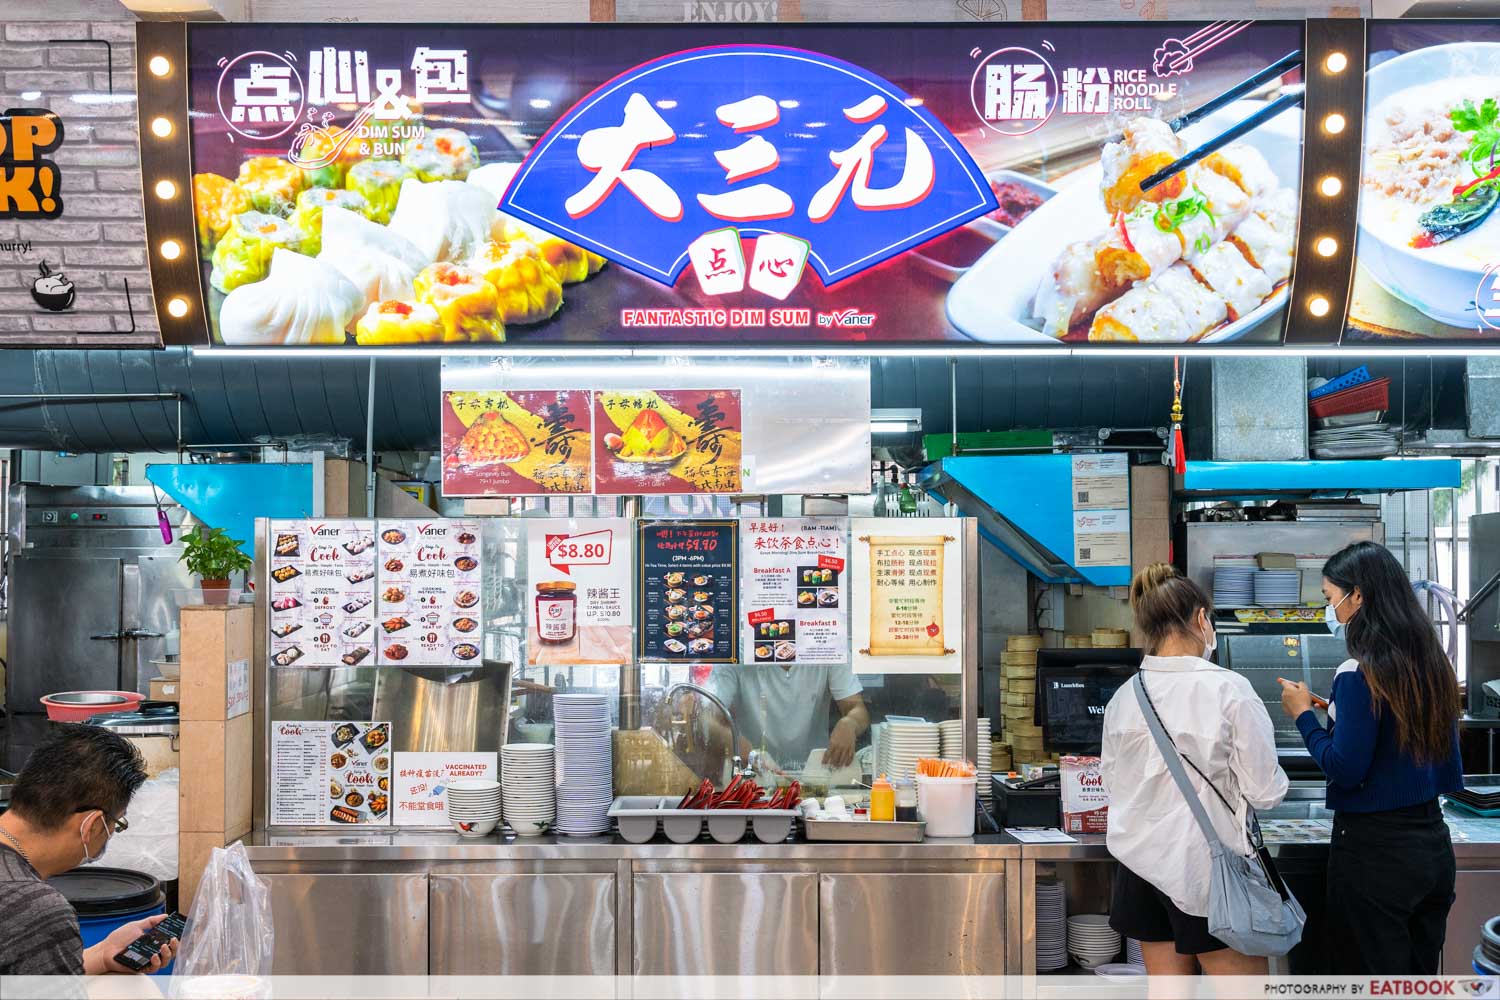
1199, 613, 1217, 659
1325, 594, 1351, 638
79, 813, 108, 865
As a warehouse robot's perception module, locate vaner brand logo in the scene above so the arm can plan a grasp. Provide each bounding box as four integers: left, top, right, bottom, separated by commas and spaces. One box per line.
501, 45, 996, 292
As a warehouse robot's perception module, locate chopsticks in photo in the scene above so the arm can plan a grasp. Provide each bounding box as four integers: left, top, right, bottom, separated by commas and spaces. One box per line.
1138, 89, 1305, 197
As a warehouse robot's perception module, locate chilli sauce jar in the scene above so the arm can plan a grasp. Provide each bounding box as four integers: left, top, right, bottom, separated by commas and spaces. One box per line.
535, 581, 577, 644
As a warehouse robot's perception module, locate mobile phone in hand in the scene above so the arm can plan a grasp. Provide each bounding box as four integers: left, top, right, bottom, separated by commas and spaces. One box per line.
114, 911, 186, 972
1276, 677, 1330, 710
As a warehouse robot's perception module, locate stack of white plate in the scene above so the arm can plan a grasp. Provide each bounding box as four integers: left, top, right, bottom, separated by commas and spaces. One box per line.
553, 694, 613, 836
1125, 937, 1144, 968
446, 778, 501, 838
1253, 569, 1301, 607
880, 720, 940, 781
1036, 880, 1068, 971
1212, 567, 1255, 608
1067, 913, 1122, 968
937, 718, 993, 802
501, 742, 556, 837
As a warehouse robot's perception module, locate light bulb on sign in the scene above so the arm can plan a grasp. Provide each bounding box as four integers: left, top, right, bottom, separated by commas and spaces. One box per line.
154, 179, 177, 200
166, 297, 190, 318
1319, 176, 1342, 197
1308, 296, 1331, 318
148, 56, 172, 77
150, 117, 173, 138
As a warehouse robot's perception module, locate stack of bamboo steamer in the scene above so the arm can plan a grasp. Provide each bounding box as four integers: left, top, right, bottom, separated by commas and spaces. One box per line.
1063, 633, 1092, 649
1001, 634, 1044, 764
1091, 627, 1129, 648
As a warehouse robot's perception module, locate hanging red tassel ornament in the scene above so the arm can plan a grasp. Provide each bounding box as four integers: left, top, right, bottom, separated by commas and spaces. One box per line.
1170, 356, 1187, 475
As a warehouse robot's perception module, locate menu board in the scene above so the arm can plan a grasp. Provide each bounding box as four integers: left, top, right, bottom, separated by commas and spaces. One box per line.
376, 520, 483, 666
271, 720, 392, 827
595, 390, 743, 495
267, 520, 376, 668
525, 518, 632, 666
177, 21, 1302, 349
442, 389, 592, 496
851, 517, 963, 675
740, 518, 848, 665
392, 751, 497, 827
637, 520, 738, 663
1346, 21, 1500, 344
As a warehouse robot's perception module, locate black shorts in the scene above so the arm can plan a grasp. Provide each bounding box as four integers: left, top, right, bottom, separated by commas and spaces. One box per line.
1109, 862, 1230, 956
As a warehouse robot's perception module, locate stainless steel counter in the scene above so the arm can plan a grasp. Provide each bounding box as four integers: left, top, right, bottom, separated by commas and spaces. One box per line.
244, 830, 1023, 861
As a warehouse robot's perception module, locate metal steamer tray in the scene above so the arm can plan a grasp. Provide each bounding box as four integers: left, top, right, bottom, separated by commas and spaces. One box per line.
609, 795, 798, 845
802, 818, 926, 843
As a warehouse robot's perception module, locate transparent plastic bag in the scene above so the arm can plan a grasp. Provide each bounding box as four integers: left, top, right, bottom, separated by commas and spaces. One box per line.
173, 842, 275, 979
98, 769, 178, 883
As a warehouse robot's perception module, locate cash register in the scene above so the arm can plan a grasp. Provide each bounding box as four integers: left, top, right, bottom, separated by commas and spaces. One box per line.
992, 647, 1141, 828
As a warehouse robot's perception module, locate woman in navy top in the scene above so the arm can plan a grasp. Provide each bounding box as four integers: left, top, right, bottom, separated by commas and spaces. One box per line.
1279, 541, 1463, 974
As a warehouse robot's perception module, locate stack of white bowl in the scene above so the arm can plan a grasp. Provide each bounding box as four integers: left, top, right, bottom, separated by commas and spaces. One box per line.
879, 720, 940, 781
553, 694, 613, 836
1066, 913, 1122, 968
1213, 566, 1255, 608
446, 778, 501, 838
1036, 880, 1068, 971
938, 717, 993, 804
501, 742, 556, 837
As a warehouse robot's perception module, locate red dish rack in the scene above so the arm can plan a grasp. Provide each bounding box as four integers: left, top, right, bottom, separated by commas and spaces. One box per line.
1308, 377, 1391, 420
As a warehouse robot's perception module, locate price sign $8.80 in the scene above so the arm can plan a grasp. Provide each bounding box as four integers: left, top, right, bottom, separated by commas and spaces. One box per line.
546, 529, 614, 573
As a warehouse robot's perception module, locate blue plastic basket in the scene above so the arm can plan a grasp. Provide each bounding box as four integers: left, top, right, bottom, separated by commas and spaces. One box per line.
1309, 366, 1372, 400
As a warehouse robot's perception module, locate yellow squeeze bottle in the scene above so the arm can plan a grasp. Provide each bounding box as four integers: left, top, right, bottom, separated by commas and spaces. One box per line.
870, 774, 896, 822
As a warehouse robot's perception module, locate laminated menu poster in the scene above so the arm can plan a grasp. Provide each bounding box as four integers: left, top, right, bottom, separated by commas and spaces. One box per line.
376, 520, 483, 666
740, 518, 848, 665
525, 518, 632, 666
594, 390, 743, 495
268, 520, 376, 669
637, 520, 738, 663
441, 389, 592, 496
392, 751, 497, 827
850, 517, 963, 675
271, 720, 392, 827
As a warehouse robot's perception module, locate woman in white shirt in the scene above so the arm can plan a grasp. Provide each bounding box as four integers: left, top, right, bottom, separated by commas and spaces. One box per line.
1102, 563, 1289, 975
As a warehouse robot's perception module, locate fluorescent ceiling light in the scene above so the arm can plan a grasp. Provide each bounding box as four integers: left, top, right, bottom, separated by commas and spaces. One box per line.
871, 408, 921, 434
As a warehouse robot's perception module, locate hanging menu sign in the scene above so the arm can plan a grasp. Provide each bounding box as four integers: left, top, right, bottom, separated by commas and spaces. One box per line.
525, 518, 632, 667
637, 520, 738, 663
376, 519, 483, 666
268, 519, 376, 668
270, 720, 392, 827
442, 390, 593, 497
851, 517, 963, 676
740, 518, 848, 665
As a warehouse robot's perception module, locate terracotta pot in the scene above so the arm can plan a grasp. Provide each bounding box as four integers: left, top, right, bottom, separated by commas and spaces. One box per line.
200, 578, 230, 605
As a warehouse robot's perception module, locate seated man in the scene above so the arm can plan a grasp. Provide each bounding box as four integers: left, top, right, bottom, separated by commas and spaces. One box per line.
0, 723, 178, 976
709, 662, 869, 773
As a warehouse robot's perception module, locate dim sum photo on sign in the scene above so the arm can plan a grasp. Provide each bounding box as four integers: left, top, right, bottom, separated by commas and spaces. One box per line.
177, 21, 1302, 348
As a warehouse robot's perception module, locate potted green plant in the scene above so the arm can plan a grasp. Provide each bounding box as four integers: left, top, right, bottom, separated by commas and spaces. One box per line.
179, 526, 253, 604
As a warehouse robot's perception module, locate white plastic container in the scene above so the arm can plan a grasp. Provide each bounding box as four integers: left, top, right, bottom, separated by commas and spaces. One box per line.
916, 774, 978, 837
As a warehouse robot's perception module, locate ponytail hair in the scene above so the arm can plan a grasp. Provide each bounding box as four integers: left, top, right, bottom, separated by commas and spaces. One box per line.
1130, 563, 1212, 655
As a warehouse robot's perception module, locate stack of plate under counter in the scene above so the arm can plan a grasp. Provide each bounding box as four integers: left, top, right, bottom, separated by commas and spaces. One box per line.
1001, 634, 1044, 765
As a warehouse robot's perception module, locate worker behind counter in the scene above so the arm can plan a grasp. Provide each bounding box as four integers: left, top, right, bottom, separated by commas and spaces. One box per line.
708, 662, 870, 774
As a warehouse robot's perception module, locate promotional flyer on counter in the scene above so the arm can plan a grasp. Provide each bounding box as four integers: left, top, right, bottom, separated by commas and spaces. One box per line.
180, 20, 1304, 348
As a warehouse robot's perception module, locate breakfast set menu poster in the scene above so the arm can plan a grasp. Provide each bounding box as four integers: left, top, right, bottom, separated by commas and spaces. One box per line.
739, 518, 848, 666
636, 520, 738, 663
179, 21, 1303, 349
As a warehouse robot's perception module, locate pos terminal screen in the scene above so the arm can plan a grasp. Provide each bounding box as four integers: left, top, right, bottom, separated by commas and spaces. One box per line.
1034, 649, 1142, 753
